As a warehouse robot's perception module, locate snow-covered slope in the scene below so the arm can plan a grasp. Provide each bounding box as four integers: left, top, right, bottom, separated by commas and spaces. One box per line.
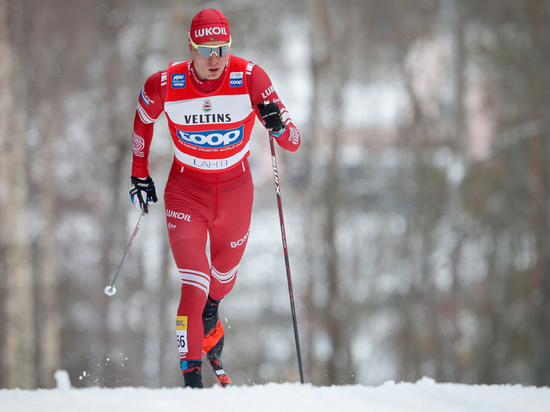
1, 375, 549, 412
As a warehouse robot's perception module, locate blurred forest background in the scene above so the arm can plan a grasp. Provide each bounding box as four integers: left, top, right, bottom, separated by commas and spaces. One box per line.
1, 0, 550, 390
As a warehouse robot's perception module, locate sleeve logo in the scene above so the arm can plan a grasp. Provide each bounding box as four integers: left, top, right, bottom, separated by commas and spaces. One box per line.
140, 88, 152, 106
132, 132, 145, 157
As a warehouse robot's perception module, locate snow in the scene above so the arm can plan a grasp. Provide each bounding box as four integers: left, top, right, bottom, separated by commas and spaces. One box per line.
1, 375, 549, 412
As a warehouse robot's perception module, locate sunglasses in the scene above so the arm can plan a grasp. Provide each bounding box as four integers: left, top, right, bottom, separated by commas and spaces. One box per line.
189, 35, 232, 58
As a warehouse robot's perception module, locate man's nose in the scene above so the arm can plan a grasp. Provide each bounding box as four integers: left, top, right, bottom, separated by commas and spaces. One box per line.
208, 52, 219, 63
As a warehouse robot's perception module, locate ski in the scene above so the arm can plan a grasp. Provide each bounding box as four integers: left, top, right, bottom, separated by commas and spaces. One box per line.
202, 351, 231, 387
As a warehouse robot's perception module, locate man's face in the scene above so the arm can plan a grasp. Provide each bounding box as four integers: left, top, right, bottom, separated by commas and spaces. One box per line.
189, 40, 231, 81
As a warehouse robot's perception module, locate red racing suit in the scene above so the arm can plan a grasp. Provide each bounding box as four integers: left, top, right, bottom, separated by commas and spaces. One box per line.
131, 55, 300, 367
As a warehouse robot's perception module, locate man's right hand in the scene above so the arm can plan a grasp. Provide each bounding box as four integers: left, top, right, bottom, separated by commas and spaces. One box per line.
129, 175, 158, 213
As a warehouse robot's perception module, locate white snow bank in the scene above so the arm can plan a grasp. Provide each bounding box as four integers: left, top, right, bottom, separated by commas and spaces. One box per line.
1, 377, 549, 412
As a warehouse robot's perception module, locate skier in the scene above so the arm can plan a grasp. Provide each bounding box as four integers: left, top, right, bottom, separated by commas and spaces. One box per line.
129, 8, 300, 388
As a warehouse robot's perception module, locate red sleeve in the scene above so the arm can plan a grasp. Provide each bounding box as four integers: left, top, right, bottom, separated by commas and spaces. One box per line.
248, 65, 301, 152
131, 71, 166, 178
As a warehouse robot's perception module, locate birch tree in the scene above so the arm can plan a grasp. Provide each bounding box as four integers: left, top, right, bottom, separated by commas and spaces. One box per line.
0, 0, 35, 389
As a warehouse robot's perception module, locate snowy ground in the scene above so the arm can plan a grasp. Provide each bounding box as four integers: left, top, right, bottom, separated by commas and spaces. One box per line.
1, 373, 549, 412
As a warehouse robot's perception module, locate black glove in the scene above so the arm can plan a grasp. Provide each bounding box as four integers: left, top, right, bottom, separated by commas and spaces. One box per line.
130, 175, 158, 213
257, 102, 284, 133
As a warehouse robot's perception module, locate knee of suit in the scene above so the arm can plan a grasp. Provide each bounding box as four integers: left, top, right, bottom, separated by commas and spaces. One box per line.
209, 264, 239, 300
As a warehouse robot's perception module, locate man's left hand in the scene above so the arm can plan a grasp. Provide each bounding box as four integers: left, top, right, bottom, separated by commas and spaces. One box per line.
257, 102, 284, 133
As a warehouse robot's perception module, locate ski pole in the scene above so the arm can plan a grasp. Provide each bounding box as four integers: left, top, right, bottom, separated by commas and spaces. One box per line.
104, 210, 146, 296
268, 129, 305, 384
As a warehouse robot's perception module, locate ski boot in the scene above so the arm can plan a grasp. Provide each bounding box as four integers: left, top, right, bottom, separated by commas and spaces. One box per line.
181, 360, 203, 388
203, 297, 231, 387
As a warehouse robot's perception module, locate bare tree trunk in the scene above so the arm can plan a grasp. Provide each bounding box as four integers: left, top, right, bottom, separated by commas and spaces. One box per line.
159, 240, 176, 387
34, 2, 61, 388
527, 0, 550, 386
478, 231, 501, 384
301, 0, 329, 384
323, 124, 354, 385
0, 0, 36, 389
306, 0, 355, 385
441, 0, 468, 382
37, 95, 60, 388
